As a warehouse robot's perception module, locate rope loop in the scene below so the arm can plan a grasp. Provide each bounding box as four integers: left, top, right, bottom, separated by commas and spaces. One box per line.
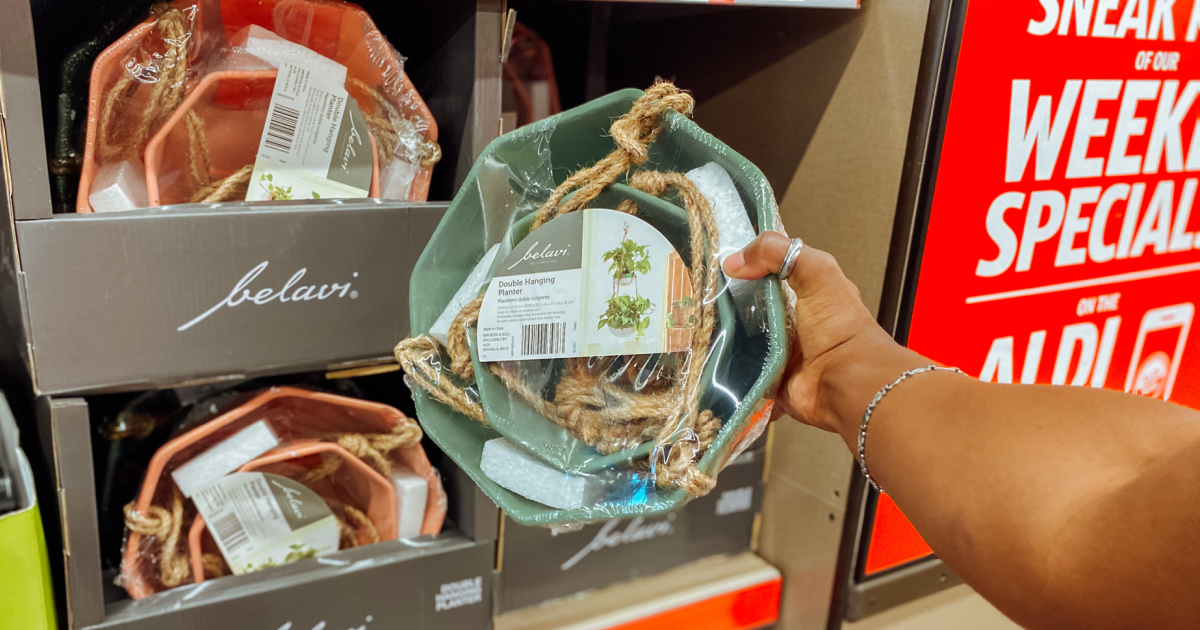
608, 81, 694, 165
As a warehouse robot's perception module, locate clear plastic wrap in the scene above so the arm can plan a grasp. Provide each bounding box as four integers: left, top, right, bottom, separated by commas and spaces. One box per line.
502, 22, 561, 128
78, 0, 440, 212
120, 386, 446, 599
397, 83, 791, 527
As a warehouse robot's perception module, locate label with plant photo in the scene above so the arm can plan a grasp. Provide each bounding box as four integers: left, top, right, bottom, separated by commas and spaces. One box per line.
245, 59, 374, 202
479, 208, 694, 362
191, 472, 339, 576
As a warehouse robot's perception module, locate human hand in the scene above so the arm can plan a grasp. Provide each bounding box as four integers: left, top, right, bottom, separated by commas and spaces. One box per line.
724, 232, 904, 433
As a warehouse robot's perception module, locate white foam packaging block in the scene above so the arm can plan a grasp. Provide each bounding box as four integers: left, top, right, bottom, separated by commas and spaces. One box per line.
430, 244, 501, 345
480, 438, 603, 510
687, 162, 755, 258
687, 162, 757, 298
379, 159, 418, 200
390, 465, 429, 539
88, 160, 149, 212
171, 420, 280, 498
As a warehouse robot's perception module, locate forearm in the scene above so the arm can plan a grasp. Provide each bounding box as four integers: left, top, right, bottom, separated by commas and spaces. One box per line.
816, 335, 1200, 629
725, 234, 1200, 626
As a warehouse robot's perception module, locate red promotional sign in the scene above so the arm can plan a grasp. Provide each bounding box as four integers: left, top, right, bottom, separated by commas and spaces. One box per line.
865, 0, 1200, 575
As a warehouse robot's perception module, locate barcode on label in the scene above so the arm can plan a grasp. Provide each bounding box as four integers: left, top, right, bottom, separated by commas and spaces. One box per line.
264, 104, 300, 153
212, 511, 250, 556
521, 322, 566, 356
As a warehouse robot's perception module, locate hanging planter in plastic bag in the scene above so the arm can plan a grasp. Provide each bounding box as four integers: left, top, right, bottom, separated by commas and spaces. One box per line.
78, 0, 440, 212
121, 387, 446, 599
186, 440, 397, 582
396, 84, 791, 527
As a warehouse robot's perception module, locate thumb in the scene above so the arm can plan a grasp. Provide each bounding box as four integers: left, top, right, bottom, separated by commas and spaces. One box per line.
723, 232, 792, 279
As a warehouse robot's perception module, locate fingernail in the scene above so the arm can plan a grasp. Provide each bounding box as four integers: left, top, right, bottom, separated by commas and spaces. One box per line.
722, 251, 744, 275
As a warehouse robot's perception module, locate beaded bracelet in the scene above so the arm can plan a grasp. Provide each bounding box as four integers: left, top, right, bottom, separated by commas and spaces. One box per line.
857, 365, 964, 491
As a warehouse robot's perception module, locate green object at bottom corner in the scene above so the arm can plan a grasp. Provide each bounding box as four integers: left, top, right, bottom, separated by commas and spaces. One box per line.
0, 458, 58, 630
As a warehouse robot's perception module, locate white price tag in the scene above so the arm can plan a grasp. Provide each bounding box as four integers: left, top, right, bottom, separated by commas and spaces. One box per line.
192, 472, 339, 575
246, 60, 373, 202
479, 209, 694, 362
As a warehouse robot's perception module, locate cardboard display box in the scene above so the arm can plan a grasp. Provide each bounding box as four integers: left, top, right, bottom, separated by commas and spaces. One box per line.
39, 388, 498, 630
12, 204, 448, 395
0, 0, 503, 396
87, 535, 494, 630
495, 447, 766, 614
494, 552, 781, 630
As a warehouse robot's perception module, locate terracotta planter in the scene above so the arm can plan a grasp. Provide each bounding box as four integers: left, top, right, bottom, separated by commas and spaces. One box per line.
186, 440, 396, 582
121, 387, 445, 599
141, 69, 382, 206
78, 0, 437, 212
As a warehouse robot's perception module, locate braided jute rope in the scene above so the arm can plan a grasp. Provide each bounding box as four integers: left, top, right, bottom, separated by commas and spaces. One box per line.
397, 82, 725, 497
95, 4, 441, 205
123, 488, 196, 587
97, 5, 195, 164
123, 422, 421, 588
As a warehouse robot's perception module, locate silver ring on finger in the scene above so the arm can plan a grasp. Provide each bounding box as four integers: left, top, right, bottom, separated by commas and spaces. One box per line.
777, 237, 804, 280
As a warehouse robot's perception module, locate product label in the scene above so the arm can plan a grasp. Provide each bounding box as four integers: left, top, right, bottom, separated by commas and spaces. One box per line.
479, 209, 694, 362
192, 472, 339, 575
246, 60, 373, 202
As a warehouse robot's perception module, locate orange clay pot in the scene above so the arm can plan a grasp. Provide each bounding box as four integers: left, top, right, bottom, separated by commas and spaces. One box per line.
78, 0, 436, 212
142, 69, 382, 206
121, 387, 446, 599
186, 440, 397, 582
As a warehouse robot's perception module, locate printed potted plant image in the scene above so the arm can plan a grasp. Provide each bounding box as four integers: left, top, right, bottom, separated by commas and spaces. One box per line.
259, 173, 293, 200
667, 295, 697, 329
599, 224, 655, 338
602, 226, 652, 293
598, 294, 654, 339
258, 173, 321, 200
244, 543, 319, 573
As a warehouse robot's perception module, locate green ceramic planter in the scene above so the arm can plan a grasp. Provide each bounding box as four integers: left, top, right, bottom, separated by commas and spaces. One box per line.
408, 89, 789, 526
465, 183, 737, 474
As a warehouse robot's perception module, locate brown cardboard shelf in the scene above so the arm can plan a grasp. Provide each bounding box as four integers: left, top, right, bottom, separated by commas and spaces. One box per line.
15, 202, 445, 395
44, 379, 500, 630
0, 0, 505, 396
494, 552, 781, 630
495, 445, 766, 614
91, 535, 495, 630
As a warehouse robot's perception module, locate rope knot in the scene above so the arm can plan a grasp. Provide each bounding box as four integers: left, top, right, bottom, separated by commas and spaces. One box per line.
123, 487, 195, 587
123, 503, 173, 539
608, 82, 694, 166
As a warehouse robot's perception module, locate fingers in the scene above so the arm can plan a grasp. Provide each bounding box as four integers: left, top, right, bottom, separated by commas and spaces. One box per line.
723, 231, 791, 279
724, 233, 840, 299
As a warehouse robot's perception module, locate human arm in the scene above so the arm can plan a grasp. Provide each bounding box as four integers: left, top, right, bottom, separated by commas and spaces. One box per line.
724, 232, 1200, 630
